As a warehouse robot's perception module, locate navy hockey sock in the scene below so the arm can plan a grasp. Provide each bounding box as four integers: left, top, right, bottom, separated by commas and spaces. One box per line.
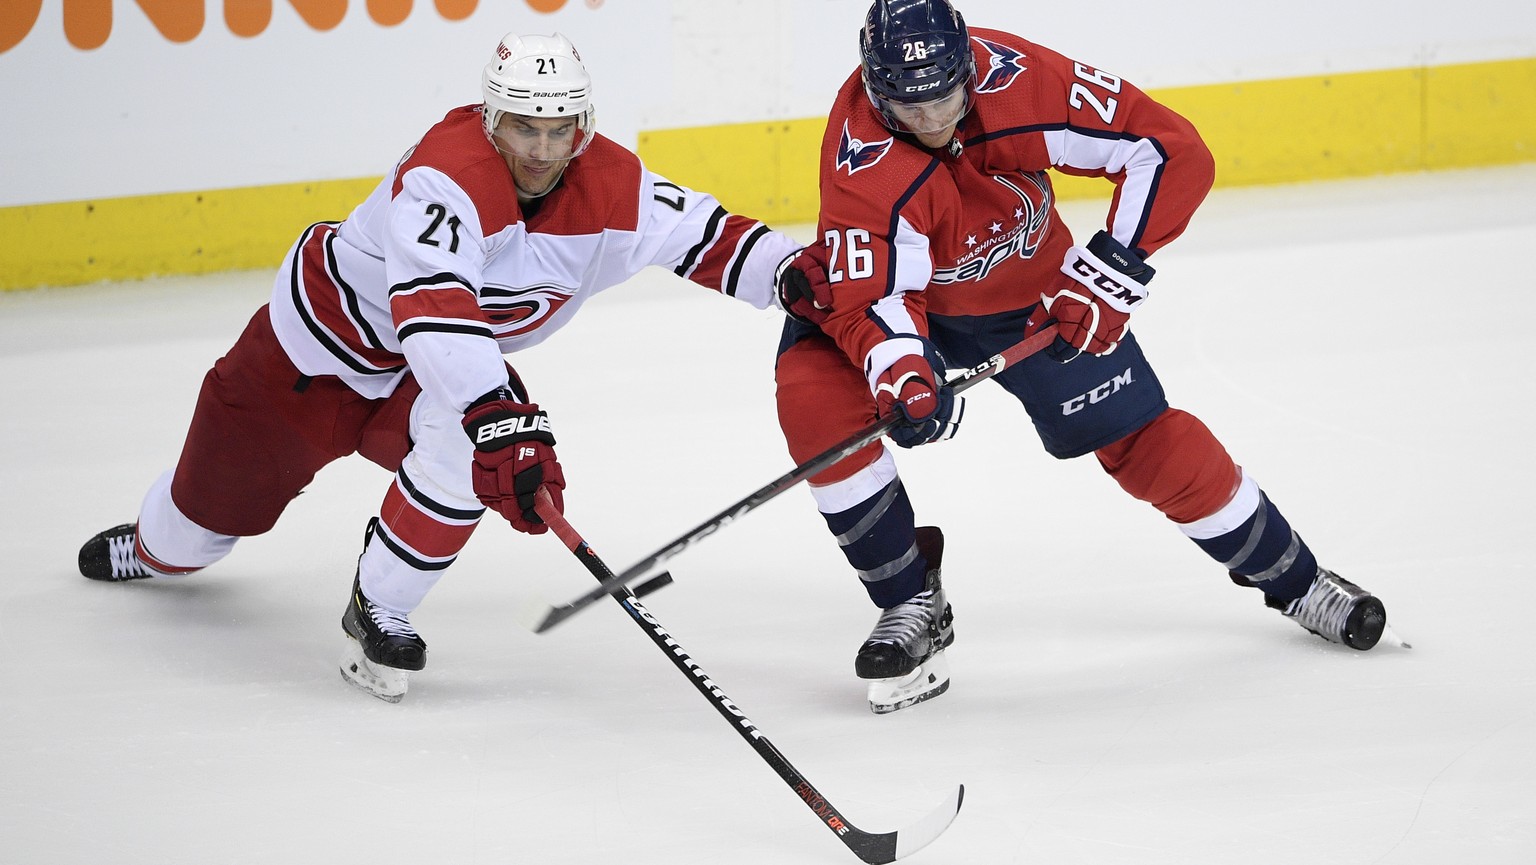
1192, 492, 1318, 601
824, 479, 926, 608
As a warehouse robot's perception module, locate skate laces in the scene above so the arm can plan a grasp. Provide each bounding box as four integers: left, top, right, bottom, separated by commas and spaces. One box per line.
1285, 571, 1365, 640
868, 590, 940, 646
364, 598, 421, 640
106, 529, 153, 579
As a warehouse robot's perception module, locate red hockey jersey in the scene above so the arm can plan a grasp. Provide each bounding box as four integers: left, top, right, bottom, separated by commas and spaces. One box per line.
814, 28, 1215, 382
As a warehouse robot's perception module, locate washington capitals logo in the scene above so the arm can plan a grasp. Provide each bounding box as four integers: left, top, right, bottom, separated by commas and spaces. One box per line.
835, 120, 893, 176
974, 38, 1026, 94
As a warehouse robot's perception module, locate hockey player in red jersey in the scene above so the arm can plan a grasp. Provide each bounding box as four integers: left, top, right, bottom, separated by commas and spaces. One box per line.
774, 0, 1392, 714
78, 32, 804, 703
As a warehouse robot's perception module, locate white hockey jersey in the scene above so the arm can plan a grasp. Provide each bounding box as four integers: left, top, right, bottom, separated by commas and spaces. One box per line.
268, 105, 796, 409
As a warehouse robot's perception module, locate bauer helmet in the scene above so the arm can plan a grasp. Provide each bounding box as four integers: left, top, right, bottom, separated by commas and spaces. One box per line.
481, 32, 597, 161
859, 0, 975, 135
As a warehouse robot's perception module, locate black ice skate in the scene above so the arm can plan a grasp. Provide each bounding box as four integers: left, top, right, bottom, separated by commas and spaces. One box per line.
78, 523, 159, 581
1266, 568, 1390, 650
340, 524, 427, 703
856, 526, 955, 714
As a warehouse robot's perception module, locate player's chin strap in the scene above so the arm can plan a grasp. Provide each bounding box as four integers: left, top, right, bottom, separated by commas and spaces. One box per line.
531, 490, 963, 864
518, 324, 1059, 633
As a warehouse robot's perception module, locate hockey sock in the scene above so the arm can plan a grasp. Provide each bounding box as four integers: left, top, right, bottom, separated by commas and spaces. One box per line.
821, 478, 927, 608
1095, 408, 1240, 524
1178, 471, 1318, 601
135, 471, 235, 573
357, 469, 483, 612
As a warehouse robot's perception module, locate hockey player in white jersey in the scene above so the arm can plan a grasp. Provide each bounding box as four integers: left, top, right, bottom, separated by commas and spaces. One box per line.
77, 32, 803, 702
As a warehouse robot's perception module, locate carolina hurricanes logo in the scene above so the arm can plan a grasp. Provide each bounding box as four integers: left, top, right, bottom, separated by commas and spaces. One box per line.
973, 38, 1026, 94
481, 284, 575, 337
835, 120, 893, 176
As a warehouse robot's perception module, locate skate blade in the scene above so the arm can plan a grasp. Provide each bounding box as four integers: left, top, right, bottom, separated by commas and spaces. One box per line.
867, 652, 951, 715
340, 636, 409, 703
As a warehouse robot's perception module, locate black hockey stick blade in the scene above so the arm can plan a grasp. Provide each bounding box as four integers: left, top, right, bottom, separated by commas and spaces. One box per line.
533, 493, 963, 863
630, 571, 674, 598
519, 324, 1059, 633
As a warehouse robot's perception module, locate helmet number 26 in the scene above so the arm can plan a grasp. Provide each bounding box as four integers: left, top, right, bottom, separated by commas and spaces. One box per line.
903, 41, 931, 61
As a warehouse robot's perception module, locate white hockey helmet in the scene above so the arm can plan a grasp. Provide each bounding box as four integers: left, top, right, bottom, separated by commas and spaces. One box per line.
481, 32, 597, 160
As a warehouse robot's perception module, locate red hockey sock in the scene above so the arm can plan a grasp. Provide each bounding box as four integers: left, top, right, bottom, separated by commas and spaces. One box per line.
1094, 408, 1240, 524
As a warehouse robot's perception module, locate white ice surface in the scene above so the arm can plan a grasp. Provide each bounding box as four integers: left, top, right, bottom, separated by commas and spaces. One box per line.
3, 165, 1535, 864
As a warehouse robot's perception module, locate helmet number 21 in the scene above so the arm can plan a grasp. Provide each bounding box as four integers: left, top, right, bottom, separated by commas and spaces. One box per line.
823, 228, 874, 282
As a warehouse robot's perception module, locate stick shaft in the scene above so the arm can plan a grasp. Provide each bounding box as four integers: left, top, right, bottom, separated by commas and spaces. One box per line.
533, 494, 948, 863
530, 324, 1059, 631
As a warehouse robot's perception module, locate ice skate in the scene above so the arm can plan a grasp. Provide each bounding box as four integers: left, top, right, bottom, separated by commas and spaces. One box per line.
1266, 568, 1391, 650
340, 574, 426, 703
78, 523, 159, 581
856, 526, 954, 714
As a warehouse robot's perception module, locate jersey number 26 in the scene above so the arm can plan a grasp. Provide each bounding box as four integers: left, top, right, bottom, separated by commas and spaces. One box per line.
823, 228, 874, 282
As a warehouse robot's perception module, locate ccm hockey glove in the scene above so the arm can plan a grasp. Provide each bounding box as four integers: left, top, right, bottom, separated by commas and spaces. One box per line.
1040, 230, 1155, 363
775, 244, 834, 326
462, 388, 565, 535
873, 340, 964, 448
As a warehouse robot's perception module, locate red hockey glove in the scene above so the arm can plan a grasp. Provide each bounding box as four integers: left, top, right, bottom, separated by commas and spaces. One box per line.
462, 390, 565, 535
1040, 230, 1155, 363
873, 341, 964, 448
775, 244, 833, 326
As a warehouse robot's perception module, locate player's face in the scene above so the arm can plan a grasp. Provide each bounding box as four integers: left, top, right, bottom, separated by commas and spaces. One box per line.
886, 86, 968, 148
492, 114, 582, 199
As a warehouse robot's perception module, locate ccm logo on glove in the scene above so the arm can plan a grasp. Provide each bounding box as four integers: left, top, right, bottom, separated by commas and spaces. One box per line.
902, 389, 933, 408
871, 339, 964, 448
1065, 251, 1148, 310
1040, 230, 1156, 362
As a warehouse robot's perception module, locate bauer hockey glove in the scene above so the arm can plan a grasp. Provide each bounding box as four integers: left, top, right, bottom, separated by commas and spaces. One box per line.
1039, 230, 1155, 363
873, 339, 965, 448
774, 244, 834, 326
462, 389, 566, 535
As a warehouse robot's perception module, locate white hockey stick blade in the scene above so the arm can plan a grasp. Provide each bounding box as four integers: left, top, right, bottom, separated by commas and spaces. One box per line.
891, 785, 965, 862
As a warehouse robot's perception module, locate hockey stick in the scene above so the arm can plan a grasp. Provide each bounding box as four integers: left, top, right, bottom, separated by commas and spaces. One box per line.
533, 492, 964, 864
522, 323, 1060, 633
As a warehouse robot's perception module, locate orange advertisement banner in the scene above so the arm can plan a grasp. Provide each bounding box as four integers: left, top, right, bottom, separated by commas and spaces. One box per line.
1, 0, 582, 53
